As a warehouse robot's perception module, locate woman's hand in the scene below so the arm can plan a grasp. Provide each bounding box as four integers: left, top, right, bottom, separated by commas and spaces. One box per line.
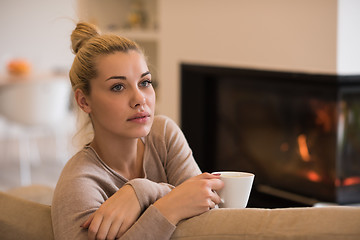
153, 173, 224, 225
81, 185, 141, 240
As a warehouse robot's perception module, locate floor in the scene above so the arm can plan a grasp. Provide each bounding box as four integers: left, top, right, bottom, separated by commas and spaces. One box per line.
0, 113, 77, 191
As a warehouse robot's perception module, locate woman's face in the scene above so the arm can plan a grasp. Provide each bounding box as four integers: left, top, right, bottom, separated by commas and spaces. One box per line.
84, 50, 155, 139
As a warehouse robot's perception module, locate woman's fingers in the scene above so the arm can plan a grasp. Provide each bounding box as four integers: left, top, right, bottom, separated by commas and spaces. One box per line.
208, 178, 224, 191
197, 172, 221, 180
210, 179, 223, 205
93, 217, 113, 240
87, 214, 103, 240
210, 190, 222, 205
106, 218, 123, 240
87, 213, 129, 240
116, 219, 134, 239
191, 173, 224, 207
82, 185, 141, 239
81, 213, 94, 229
208, 199, 216, 209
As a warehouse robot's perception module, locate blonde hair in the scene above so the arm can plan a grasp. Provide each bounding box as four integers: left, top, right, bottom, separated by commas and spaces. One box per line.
69, 22, 143, 148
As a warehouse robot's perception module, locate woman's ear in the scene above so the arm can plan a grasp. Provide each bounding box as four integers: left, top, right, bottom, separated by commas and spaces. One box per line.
75, 89, 91, 114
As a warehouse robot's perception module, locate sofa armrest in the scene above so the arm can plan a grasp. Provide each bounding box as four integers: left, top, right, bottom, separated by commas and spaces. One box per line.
0, 191, 54, 240
171, 207, 360, 240
1, 189, 359, 240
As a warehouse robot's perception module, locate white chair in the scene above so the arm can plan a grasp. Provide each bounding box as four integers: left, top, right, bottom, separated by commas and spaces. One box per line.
0, 76, 73, 186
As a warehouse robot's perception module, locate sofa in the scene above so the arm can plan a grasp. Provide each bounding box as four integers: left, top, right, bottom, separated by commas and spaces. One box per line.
1, 185, 360, 240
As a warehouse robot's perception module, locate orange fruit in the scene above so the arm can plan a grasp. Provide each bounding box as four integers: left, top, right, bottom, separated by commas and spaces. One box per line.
7, 59, 31, 76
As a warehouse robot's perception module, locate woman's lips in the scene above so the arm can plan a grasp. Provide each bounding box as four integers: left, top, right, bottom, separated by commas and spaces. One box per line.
127, 112, 150, 123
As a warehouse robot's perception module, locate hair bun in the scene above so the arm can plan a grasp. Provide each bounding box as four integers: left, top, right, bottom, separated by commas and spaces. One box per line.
71, 22, 100, 54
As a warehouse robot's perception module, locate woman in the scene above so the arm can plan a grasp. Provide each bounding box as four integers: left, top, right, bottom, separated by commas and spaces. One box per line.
51, 22, 223, 240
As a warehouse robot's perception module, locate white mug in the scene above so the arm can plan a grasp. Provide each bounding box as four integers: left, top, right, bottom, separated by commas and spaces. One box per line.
213, 171, 255, 208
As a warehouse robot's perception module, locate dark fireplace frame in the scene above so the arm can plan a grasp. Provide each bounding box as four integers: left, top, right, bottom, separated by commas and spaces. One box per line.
180, 63, 360, 207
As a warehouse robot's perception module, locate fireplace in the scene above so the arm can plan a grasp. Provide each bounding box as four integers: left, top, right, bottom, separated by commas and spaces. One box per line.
181, 64, 360, 206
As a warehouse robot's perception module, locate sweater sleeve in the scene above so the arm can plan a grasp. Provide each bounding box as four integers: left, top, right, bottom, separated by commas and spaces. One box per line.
162, 116, 202, 186
52, 174, 176, 240
52, 150, 176, 240
125, 179, 174, 212
120, 205, 176, 240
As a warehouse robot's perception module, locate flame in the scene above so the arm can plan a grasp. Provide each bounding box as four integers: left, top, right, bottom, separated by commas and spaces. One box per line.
306, 171, 321, 182
315, 108, 332, 132
297, 134, 310, 162
310, 100, 334, 132
336, 177, 360, 186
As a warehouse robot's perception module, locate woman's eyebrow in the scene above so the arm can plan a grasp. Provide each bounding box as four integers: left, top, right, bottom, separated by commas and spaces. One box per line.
106, 75, 126, 81
141, 71, 151, 78
106, 71, 150, 81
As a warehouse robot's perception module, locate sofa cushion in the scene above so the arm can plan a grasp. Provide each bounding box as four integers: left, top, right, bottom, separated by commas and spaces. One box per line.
0, 191, 54, 240
6, 184, 54, 205
172, 207, 360, 240
1, 190, 360, 240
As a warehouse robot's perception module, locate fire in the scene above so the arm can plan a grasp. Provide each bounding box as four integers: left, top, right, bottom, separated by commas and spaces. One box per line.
297, 134, 311, 162
306, 171, 321, 182
314, 107, 332, 132
336, 177, 360, 186
310, 100, 335, 132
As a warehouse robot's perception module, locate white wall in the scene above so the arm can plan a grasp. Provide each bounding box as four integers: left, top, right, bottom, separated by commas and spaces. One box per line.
0, 0, 77, 75
2, 0, 358, 124
337, 0, 360, 75
157, 0, 360, 124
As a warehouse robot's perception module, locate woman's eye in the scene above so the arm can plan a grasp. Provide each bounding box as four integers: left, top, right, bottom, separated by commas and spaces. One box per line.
111, 84, 124, 92
140, 80, 152, 88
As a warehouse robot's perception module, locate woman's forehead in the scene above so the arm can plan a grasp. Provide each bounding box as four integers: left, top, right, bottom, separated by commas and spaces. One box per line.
95, 51, 148, 78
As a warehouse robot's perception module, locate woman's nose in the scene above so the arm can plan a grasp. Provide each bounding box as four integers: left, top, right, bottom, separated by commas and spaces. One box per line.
131, 89, 146, 108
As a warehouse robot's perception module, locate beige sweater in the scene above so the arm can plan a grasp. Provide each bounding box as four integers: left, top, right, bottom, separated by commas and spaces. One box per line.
51, 115, 201, 240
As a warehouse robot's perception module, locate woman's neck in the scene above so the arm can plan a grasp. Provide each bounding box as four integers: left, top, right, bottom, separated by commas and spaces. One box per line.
90, 135, 145, 180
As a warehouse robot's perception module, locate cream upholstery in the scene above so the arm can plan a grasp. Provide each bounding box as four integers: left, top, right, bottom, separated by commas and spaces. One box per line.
1, 189, 360, 240
0, 191, 53, 240
173, 206, 360, 240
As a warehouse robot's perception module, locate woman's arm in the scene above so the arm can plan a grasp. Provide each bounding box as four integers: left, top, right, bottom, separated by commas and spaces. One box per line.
77, 116, 212, 239
81, 185, 141, 239
154, 173, 224, 226
125, 179, 174, 212
53, 177, 176, 240
82, 173, 223, 239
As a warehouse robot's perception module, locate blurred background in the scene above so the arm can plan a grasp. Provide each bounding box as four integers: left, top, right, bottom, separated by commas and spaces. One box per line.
0, 0, 76, 191
1, 0, 360, 206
